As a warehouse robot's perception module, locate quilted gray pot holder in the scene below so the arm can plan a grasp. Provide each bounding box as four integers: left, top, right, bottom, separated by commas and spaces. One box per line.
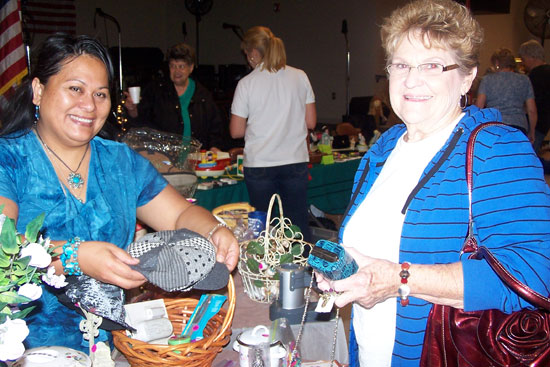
128, 228, 228, 292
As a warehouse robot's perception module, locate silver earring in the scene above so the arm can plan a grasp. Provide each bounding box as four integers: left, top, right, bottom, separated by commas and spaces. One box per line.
459, 94, 469, 109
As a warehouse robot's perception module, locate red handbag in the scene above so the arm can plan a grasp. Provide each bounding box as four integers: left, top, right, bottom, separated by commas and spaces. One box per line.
420, 123, 550, 367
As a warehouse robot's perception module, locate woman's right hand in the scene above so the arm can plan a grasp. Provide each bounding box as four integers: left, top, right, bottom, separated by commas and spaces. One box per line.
315, 247, 401, 310
77, 241, 147, 289
122, 91, 138, 118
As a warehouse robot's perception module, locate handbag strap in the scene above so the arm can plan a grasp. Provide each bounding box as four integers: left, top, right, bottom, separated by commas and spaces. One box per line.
465, 122, 550, 311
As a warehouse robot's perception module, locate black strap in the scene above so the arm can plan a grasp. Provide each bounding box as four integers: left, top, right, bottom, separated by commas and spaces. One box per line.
341, 158, 374, 221
401, 128, 463, 214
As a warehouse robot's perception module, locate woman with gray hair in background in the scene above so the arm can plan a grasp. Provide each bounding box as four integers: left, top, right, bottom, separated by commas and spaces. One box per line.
313, 0, 550, 366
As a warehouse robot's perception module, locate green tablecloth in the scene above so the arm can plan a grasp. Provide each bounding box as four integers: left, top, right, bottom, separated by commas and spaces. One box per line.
194, 158, 361, 214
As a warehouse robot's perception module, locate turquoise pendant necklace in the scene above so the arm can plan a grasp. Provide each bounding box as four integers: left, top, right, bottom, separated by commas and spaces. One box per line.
35, 129, 89, 190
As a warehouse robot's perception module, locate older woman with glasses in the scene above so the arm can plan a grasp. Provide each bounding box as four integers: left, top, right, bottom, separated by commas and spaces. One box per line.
314, 0, 550, 366
124, 43, 225, 151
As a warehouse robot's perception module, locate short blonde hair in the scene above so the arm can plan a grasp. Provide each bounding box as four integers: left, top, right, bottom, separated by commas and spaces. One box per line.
241, 26, 286, 72
380, 0, 483, 73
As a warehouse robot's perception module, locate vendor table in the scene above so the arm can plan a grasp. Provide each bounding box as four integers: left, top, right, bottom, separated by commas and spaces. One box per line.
194, 159, 361, 215
213, 273, 350, 365
113, 273, 350, 366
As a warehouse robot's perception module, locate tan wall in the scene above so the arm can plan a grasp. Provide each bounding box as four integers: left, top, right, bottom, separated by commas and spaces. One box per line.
62, 0, 545, 123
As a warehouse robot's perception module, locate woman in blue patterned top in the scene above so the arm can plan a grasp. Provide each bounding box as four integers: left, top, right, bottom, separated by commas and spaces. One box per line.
314, 1, 550, 366
476, 48, 537, 142
0, 34, 238, 352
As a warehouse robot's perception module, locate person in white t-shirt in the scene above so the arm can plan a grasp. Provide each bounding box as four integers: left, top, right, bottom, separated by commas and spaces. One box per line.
230, 26, 317, 241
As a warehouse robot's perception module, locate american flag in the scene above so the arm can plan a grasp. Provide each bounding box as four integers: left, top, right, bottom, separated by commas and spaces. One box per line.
23, 0, 75, 35
0, 0, 28, 96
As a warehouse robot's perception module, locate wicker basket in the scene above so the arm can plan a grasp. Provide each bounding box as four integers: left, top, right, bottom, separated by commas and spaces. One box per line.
238, 194, 312, 303
212, 202, 255, 230
112, 275, 236, 367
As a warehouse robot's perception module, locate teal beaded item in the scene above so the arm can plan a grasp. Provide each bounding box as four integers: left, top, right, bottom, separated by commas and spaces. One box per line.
60, 237, 82, 276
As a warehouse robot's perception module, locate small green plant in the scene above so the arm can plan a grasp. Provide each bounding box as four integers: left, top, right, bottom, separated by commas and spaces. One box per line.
0, 208, 51, 324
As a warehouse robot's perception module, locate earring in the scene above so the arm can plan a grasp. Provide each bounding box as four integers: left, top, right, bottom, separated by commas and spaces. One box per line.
34, 105, 40, 123
459, 94, 469, 109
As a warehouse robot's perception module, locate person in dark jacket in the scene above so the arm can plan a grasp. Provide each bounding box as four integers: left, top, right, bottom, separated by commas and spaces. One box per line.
519, 39, 550, 153
124, 43, 225, 151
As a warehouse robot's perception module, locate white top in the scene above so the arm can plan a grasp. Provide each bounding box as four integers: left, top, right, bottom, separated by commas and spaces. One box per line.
342, 115, 462, 366
231, 65, 315, 167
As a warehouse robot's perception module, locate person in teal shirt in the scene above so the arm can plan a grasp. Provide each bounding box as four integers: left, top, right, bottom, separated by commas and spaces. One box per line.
0, 34, 238, 353
124, 43, 225, 152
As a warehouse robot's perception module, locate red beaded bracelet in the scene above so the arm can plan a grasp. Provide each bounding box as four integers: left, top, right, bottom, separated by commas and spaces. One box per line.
398, 261, 411, 306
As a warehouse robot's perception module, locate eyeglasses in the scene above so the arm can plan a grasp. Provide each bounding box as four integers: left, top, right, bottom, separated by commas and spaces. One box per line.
385, 63, 459, 77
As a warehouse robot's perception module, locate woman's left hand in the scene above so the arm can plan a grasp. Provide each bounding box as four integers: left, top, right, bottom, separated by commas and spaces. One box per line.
317, 247, 400, 309
210, 227, 239, 271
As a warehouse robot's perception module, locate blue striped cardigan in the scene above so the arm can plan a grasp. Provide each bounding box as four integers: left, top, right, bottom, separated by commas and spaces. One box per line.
341, 106, 550, 366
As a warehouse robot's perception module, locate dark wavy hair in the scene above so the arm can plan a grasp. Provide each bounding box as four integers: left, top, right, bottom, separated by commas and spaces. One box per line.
166, 43, 196, 66
0, 33, 114, 136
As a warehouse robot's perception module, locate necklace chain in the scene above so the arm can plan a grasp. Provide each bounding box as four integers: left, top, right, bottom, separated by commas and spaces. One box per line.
35, 128, 89, 191
291, 276, 339, 367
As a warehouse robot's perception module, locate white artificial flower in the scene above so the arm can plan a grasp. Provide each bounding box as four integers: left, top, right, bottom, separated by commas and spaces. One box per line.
0, 317, 29, 361
41, 266, 68, 289
17, 283, 43, 302
38, 235, 51, 250
20, 242, 51, 268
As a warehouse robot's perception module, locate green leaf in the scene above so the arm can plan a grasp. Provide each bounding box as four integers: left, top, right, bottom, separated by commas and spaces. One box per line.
0, 253, 11, 267
14, 268, 34, 277
246, 258, 260, 274
246, 241, 264, 256
280, 253, 293, 264
25, 213, 45, 244
0, 217, 18, 255
0, 285, 13, 293
0, 291, 30, 304
11, 306, 36, 320
273, 273, 280, 280
253, 280, 265, 288
0, 204, 4, 214
0, 303, 9, 313
291, 243, 302, 256
284, 225, 302, 239
290, 225, 302, 238
14, 256, 31, 269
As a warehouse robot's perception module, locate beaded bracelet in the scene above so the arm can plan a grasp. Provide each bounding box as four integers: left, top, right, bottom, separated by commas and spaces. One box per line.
206, 222, 230, 241
60, 237, 82, 276
398, 261, 411, 306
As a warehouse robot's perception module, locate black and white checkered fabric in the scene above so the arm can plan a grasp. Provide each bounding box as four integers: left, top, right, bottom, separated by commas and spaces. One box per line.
128, 228, 217, 292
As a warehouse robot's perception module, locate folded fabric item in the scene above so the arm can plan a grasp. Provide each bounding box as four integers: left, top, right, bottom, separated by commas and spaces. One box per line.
128, 228, 229, 292
56, 275, 132, 331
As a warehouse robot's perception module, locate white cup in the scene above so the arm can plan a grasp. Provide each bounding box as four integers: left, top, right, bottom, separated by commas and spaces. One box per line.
128, 86, 141, 104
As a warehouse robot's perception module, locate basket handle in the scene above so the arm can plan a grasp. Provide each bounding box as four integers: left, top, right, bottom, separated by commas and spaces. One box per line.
208, 274, 236, 345
262, 193, 284, 243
